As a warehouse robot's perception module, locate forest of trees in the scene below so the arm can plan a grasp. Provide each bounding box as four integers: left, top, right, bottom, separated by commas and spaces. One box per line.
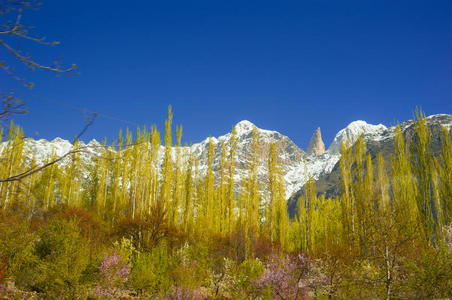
0, 108, 451, 299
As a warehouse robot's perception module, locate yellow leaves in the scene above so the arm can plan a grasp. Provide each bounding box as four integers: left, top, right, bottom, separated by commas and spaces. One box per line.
3, 107, 450, 270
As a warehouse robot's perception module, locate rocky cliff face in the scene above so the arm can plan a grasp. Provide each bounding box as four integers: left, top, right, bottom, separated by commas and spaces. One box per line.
306, 128, 325, 156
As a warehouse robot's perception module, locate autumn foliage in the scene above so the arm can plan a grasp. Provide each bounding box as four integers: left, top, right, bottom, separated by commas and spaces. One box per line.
0, 109, 451, 298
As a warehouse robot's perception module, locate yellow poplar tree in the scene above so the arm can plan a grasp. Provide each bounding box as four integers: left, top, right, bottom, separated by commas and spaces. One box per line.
227, 127, 238, 234
172, 125, 183, 226
205, 137, 215, 230
161, 106, 174, 213
244, 125, 260, 255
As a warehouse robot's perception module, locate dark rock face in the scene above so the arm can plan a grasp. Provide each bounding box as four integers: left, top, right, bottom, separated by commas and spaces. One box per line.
287, 114, 452, 217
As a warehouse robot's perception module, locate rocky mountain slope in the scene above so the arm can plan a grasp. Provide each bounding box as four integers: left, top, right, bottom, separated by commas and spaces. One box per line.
7, 114, 452, 205
287, 114, 452, 215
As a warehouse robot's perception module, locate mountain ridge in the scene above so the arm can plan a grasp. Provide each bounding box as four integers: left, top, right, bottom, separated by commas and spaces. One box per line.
6, 114, 451, 202
287, 113, 452, 215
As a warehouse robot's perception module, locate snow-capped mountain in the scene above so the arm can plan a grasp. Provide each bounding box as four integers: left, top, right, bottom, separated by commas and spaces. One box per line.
327, 120, 387, 154
283, 120, 387, 198
6, 114, 452, 202
287, 114, 452, 214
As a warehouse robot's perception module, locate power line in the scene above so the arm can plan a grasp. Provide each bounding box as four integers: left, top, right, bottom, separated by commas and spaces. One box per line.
25, 91, 141, 127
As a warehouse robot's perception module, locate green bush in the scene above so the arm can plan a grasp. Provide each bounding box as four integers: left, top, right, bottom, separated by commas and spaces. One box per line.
403, 246, 452, 298
129, 242, 173, 296
0, 213, 38, 290
223, 257, 264, 298
129, 251, 156, 295
32, 217, 90, 298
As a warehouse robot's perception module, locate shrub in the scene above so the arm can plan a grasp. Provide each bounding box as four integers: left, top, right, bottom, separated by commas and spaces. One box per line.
129, 242, 174, 296
32, 217, 90, 298
0, 256, 6, 297
95, 250, 130, 298
0, 212, 38, 290
403, 245, 452, 298
222, 257, 264, 299
256, 252, 310, 300
168, 285, 206, 300
129, 251, 155, 295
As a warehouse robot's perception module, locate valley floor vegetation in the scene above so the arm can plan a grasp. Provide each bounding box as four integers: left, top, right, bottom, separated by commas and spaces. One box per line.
0, 108, 451, 299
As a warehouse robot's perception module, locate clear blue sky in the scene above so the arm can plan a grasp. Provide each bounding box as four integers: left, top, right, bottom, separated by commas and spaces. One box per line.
6, 0, 452, 149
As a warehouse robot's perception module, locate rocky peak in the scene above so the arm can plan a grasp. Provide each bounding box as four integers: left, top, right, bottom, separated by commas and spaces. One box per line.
234, 120, 256, 136
306, 127, 325, 156
327, 121, 387, 155
10, 114, 451, 204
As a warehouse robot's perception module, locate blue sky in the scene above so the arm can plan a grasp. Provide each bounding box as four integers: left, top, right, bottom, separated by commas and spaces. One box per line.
5, 0, 452, 149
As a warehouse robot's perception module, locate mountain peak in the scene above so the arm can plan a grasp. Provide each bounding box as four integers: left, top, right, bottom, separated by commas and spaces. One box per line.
306, 127, 325, 156
345, 120, 387, 132
234, 120, 256, 135
327, 120, 387, 154
235, 120, 255, 127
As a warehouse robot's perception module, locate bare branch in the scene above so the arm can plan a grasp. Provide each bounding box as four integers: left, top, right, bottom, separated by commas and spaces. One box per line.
0, 61, 34, 87
13, 30, 59, 46
0, 0, 40, 15
0, 39, 77, 73
0, 138, 153, 183
73, 112, 98, 144
0, 90, 27, 123
0, 22, 60, 46
0, 147, 87, 182
1, 1, 76, 121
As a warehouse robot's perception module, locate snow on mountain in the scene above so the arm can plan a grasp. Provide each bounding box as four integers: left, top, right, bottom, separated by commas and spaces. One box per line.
8, 115, 449, 201
19, 138, 102, 168
186, 120, 305, 199
234, 120, 256, 136
282, 120, 388, 198
327, 120, 387, 155
0, 119, 387, 200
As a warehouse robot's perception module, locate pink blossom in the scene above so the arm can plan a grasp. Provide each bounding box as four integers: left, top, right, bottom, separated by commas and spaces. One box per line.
96, 251, 130, 298
255, 253, 310, 299
169, 286, 206, 300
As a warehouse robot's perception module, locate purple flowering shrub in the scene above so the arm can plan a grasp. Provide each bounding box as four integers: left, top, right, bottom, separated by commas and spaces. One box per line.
95, 251, 131, 298
169, 285, 206, 300
255, 252, 310, 299
0, 256, 6, 297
